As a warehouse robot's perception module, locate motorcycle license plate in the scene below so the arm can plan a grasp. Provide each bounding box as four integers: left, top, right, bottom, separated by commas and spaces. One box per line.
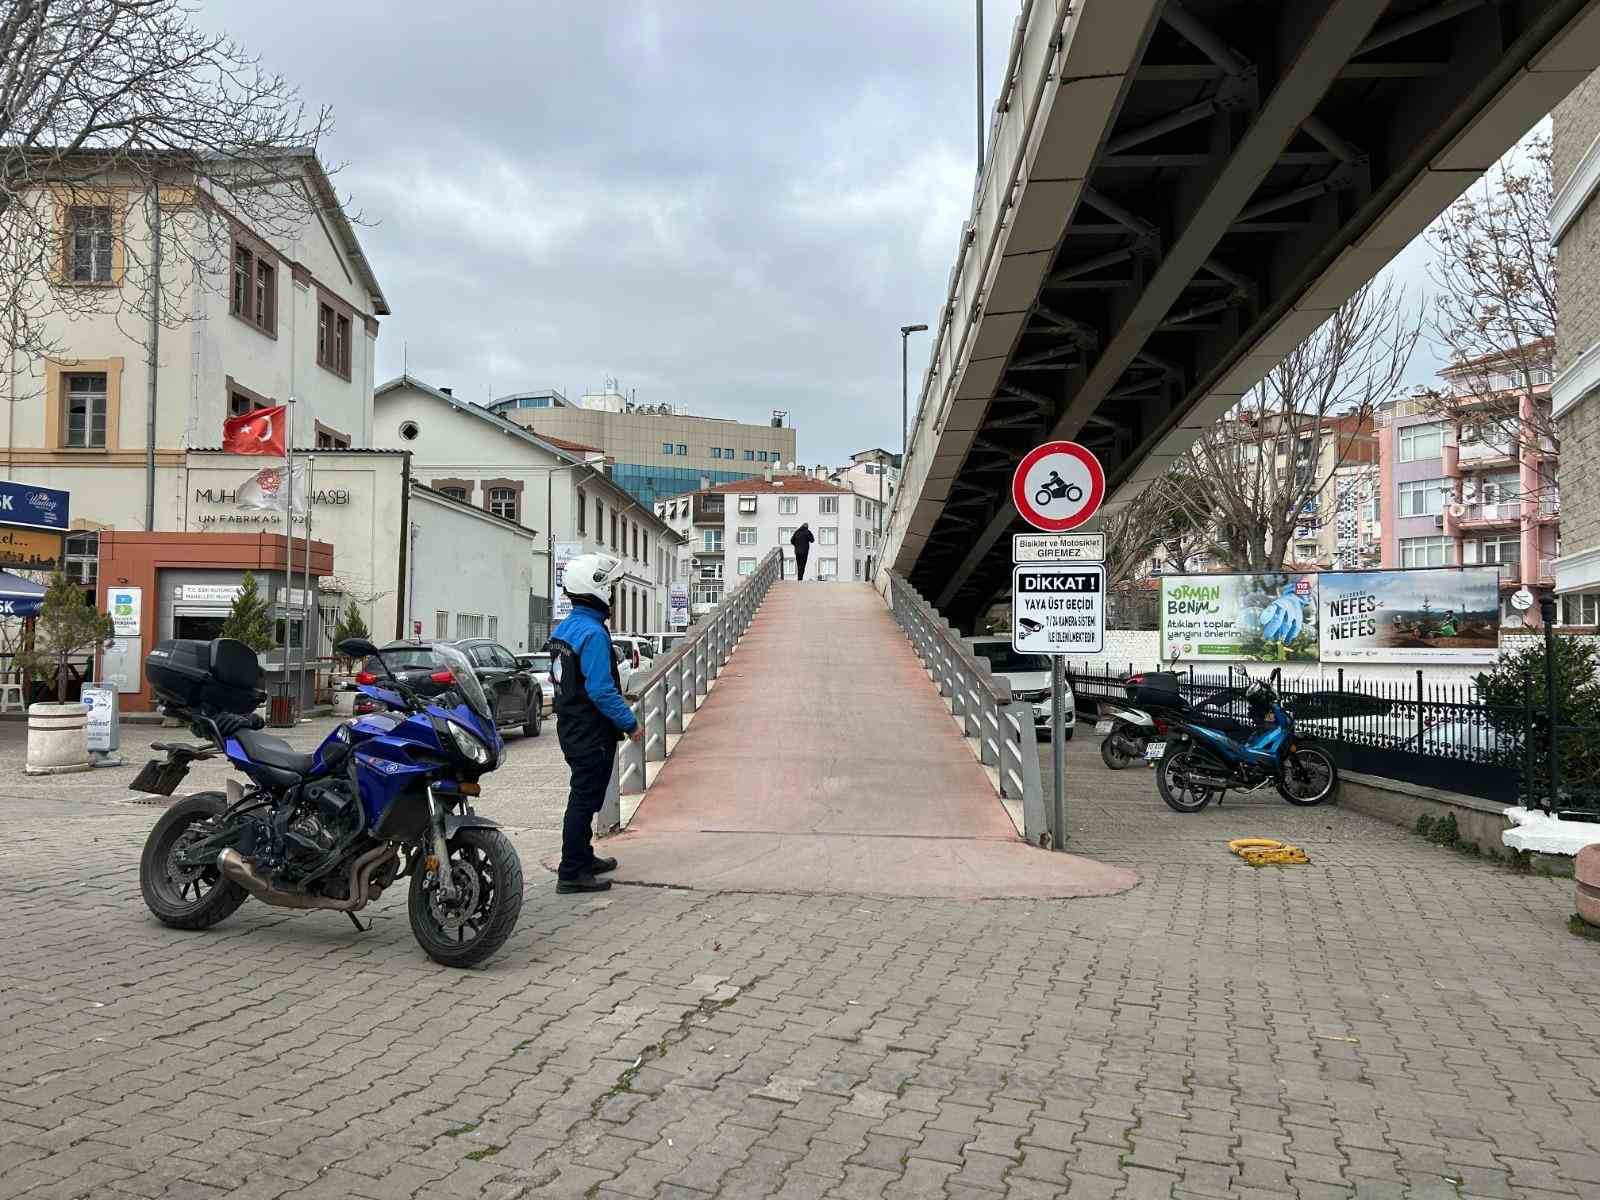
1095, 720, 1113, 734
1144, 742, 1167, 760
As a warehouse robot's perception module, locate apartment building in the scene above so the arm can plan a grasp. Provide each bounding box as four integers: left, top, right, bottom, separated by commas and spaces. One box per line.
1376, 356, 1559, 628
373, 377, 680, 640
487, 387, 798, 506
655, 476, 884, 618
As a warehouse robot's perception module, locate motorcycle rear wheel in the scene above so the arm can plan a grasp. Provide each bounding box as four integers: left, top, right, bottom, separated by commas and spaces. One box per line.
1278, 744, 1339, 806
1156, 749, 1216, 813
1100, 730, 1138, 770
408, 828, 524, 968
139, 793, 249, 930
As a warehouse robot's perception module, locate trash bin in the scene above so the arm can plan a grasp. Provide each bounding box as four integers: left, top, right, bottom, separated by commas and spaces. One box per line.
268, 680, 297, 728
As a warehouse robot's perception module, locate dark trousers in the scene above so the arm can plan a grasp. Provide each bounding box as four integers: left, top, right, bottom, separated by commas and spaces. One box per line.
559, 748, 613, 879
795, 550, 809, 580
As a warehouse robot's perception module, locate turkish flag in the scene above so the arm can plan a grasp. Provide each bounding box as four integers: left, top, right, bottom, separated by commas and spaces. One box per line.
222, 405, 287, 456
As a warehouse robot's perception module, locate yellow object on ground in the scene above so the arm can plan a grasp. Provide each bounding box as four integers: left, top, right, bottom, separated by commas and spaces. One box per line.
1228, 837, 1310, 866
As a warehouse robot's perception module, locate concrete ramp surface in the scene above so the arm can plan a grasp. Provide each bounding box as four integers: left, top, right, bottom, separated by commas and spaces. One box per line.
606, 582, 1137, 900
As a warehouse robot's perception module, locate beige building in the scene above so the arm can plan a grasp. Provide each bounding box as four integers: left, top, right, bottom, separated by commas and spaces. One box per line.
488, 388, 797, 507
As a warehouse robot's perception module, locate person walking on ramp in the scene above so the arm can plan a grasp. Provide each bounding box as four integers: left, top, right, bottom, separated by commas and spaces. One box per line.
548, 553, 640, 893
790, 522, 815, 581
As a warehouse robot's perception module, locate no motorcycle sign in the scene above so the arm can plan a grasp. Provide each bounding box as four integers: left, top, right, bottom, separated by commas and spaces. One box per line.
1011, 441, 1105, 532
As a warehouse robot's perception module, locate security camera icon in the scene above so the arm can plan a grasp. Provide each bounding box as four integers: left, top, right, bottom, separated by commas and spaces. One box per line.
1018, 617, 1044, 635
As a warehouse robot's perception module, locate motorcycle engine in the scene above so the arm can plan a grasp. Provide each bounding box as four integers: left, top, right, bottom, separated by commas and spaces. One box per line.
274, 778, 363, 880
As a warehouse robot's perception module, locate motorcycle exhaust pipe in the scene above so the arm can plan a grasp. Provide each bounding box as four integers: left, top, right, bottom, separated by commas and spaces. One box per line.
218, 844, 397, 912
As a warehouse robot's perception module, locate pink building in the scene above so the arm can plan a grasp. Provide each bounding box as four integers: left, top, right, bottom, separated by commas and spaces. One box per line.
1376, 346, 1558, 629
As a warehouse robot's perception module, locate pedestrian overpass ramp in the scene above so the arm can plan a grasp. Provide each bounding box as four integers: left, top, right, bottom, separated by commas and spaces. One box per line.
884, 0, 1600, 630
603, 583, 1136, 899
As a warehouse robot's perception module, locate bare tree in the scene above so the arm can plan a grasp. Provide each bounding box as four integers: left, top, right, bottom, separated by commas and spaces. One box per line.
0, 0, 343, 403
1171, 280, 1420, 572
1423, 134, 1556, 452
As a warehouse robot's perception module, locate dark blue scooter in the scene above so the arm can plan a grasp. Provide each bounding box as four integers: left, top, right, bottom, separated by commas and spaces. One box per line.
1152, 671, 1338, 812
135, 637, 522, 967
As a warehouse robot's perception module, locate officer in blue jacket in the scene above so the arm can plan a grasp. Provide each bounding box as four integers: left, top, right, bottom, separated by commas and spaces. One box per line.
548, 552, 640, 892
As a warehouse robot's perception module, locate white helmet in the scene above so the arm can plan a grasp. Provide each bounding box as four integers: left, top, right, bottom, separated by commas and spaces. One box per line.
563, 552, 625, 602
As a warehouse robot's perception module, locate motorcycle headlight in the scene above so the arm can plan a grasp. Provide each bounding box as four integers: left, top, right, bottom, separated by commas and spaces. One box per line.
447, 720, 491, 766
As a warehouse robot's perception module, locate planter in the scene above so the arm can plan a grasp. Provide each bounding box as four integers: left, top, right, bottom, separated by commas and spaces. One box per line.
26, 702, 91, 775
1576, 844, 1600, 928
334, 688, 357, 717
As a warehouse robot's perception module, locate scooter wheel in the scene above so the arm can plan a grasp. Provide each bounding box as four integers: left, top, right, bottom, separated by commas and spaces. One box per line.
1100, 733, 1136, 770
1157, 749, 1215, 812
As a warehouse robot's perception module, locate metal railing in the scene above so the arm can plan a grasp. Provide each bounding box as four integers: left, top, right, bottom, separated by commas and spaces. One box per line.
886, 572, 1047, 846
598, 547, 784, 830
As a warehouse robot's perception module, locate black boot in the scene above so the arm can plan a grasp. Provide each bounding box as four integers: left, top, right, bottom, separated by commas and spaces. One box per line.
557, 873, 612, 893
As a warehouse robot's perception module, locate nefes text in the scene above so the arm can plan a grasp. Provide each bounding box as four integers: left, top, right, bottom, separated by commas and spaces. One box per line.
1326, 593, 1378, 640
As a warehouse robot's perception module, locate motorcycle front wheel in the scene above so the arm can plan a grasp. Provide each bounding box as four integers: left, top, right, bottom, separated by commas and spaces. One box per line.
1156, 748, 1216, 813
408, 828, 524, 968
139, 792, 249, 930
1100, 729, 1140, 770
1278, 744, 1339, 806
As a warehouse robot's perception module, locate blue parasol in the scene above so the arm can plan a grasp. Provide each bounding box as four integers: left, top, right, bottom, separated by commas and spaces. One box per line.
0, 570, 46, 618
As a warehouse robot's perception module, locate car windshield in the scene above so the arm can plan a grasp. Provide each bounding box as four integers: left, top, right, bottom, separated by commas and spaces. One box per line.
971, 643, 1051, 674
432, 643, 492, 723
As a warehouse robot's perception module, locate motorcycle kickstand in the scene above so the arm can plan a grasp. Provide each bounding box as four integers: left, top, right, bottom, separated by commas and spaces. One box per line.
346, 912, 370, 933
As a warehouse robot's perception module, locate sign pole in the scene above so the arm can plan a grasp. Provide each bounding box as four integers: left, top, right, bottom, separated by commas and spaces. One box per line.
1051, 655, 1066, 849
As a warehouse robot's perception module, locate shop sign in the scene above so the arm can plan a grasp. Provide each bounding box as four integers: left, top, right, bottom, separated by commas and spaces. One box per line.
0, 526, 63, 570
107, 586, 141, 637
0, 480, 69, 532
175, 584, 243, 604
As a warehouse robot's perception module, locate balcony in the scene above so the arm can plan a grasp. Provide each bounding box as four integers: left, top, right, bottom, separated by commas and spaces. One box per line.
1457, 438, 1517, 469
1538, 558, 1555, 586
1457, 501, 1521, 528
1493, 560, 1521, 584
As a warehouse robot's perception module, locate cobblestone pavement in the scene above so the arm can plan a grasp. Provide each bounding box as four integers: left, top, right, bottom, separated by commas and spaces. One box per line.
4, 718, 1599, 1199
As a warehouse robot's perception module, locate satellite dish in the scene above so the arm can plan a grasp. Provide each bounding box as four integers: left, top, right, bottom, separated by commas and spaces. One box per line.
1511, 587, 1535, 612
1447, 502, 1466, 518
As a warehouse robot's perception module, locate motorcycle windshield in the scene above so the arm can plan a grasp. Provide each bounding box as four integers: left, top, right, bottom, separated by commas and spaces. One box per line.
433, 644, 492, 726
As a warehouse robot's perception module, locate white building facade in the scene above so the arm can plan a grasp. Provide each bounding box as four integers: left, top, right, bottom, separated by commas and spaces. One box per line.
374, 377, 680, 640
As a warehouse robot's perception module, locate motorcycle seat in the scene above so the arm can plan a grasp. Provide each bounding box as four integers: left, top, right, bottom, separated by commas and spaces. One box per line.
234, 728, 317, 777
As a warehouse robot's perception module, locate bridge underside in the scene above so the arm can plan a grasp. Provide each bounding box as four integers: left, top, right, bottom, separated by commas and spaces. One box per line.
900, 0, 1600, 631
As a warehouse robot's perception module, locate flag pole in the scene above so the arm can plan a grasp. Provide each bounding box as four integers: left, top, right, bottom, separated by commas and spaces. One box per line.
285, 397, 297, 719
301, 453, 315, 720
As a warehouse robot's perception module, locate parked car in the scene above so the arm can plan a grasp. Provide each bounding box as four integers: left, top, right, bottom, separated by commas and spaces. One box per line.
360, 639, 541, 737
515, 650, 555, 714
968, 637, 1074, 738
612, 635, 656, 671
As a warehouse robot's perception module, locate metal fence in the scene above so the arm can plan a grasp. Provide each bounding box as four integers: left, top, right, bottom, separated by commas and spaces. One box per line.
599, 548, 784, 830
887, 572, 1049, 846
1064, 659, 1600, 815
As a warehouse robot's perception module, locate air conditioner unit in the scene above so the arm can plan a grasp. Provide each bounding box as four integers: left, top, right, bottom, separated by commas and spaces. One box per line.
1433, 515, 1445, 528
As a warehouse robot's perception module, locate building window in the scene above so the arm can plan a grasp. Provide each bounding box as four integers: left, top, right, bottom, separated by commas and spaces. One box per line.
456, 613, 483, 639
610, 512, 619, 549
596, 499, 605, 541
779, 527, 795, 544
314, 425, 351, 450
578, 493, 587, 535
1396, 478, 1447, 517
855, 528, 862, 547
854, 559, 862, 579
632, 524, 639, 561
778, 497, 798, 515
1398, 422, 1444, 463
738, 495, 758, 513
317, 300, 353, 378
643, 535, 649, 566
710, 447, 723, 460
699, 561, 724, 580
440, 486, 468, 501
63, 532, 98, 602
231, 240, 275, 333
67, 206, 114, 283
229, 390, 266, 417
819, 558, 838, 579
488, 487, 518, 520
738, 558, 756, 576
819, 527, 838, 545
676, 443, 687, 455
1472, 535, 1521, 565
744, 449, 755, 461
487, 616, 499, 642
662, 442, 674, 454
723, 447, 734, 459
64, 373, 107, 448
435, 611, 449, 639
1399, 535, 1454, 568
702, 530, 723, 552
736, 527, 757, 546
1561, 593, 1600, 626
820, 496, 838, 515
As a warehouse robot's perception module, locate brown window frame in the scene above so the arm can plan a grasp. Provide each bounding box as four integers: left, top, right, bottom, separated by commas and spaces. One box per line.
313, 420, 351, 450
63, 372, 109, 448
577, 491, 587, 535
316, 291, 355, 380
65, 205, 115, 285
230, 235, 277, 336
480, 477, 525, 524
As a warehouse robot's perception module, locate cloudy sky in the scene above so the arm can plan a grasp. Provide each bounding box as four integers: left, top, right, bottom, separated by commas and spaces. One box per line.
200, 1, 1466, 465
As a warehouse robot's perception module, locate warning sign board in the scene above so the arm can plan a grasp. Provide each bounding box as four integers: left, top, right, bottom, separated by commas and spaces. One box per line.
1011, 441, 1106, 532
1013, 532, 1104, 563
1012, 564, 1105, 656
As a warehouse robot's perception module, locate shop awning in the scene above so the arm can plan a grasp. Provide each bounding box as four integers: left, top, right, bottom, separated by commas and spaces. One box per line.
0, 571, 46, 618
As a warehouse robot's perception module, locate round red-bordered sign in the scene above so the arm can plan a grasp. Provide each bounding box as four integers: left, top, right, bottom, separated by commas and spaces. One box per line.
1011, 441, 1105, 531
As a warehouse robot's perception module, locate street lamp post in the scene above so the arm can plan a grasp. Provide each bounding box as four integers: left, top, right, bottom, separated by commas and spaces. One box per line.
900, 324, 929, 469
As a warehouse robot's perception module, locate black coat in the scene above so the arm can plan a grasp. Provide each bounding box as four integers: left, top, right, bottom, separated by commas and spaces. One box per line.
790, 527, 815, 554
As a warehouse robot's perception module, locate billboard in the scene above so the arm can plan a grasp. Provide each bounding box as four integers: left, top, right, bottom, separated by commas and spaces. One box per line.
1161, 572, 1320, 662
1319, 567, 1500, 663
0, 480, 69, 533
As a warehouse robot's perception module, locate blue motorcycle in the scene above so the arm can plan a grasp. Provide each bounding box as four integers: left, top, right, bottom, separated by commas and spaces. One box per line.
1153, 672, 1338, 812
135, 636, 523, 968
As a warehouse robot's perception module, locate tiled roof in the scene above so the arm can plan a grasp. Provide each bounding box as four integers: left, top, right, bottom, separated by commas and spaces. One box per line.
703, 476, 847, 495
539, 433, 606, 456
